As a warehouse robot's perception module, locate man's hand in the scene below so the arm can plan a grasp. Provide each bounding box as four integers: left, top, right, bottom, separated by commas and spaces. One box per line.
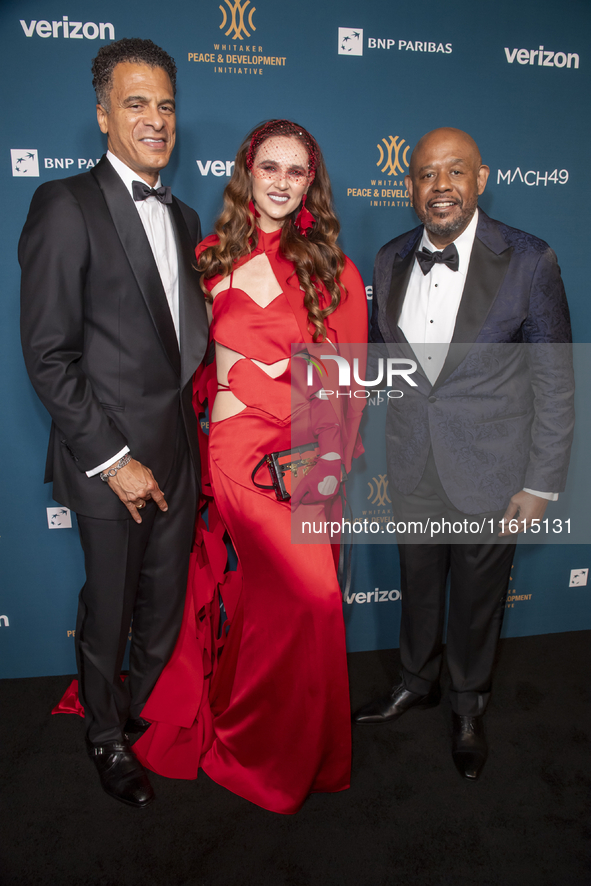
498, 490, 548, 536
106, 458, 168, 523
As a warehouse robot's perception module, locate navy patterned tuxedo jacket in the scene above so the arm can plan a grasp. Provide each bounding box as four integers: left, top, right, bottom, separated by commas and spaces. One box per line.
370, 209, 575, 514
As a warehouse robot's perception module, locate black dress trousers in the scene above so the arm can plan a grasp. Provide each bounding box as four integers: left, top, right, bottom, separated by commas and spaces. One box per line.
75, 424, 197, 744
391, 449, 516, 717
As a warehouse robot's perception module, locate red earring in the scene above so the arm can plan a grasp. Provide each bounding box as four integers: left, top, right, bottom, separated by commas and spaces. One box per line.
295, 195, 315, 237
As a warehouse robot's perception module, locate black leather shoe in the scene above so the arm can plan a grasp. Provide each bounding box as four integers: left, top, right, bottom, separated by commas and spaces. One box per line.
124, 717, 152, 736
353, 682, 441, 724
87, 740, 155, 807
451, 713, 487, 780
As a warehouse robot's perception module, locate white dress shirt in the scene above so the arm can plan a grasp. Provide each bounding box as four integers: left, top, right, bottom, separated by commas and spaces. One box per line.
399, 207, 478, 386
86, 152, 180, 477
399, 208, 556, 501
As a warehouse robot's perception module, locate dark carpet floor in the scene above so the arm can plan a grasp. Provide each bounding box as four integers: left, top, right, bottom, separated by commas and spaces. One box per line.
1, 631, 589, 886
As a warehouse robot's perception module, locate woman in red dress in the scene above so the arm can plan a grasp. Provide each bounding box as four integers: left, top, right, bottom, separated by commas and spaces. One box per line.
135, 120, 368, 813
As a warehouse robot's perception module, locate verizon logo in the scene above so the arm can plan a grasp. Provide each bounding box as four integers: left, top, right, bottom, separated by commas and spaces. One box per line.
196, 160, 235, 177
504, 46, 579, 68
20, 17, 115, 40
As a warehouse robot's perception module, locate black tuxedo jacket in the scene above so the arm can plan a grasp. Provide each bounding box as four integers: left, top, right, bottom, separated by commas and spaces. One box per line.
19, 156, 209, 519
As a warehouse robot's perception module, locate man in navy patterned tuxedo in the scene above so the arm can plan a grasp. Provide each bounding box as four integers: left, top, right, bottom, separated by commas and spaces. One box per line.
354, 128, 574, 779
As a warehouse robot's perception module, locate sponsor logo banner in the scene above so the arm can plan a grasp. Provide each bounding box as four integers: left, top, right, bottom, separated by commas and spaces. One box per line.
11, 150, 39, 177
367, 475, 391, 508
47, 507, 72, 529
338, 28, 363, 56
497, 168, 569, 186
219, 0, 255, 40
19, 18, 114, 40
504, 46, 579, 68
346, 135, 411, 209
569, 568, 588, 587
43, 158, 101, 171
196, 159, 236, 177
339, 29, 452, 56
344, 587, 401, 605
187, 0, 286, 77
368, 38, 452, 54
11, 152, 104, 179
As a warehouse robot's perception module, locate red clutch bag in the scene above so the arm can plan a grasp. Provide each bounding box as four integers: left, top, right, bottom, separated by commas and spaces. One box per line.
251, 442, 319, 502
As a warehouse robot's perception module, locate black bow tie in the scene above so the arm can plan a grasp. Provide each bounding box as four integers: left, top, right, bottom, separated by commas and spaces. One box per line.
415, 243, 460, 275
132, 180, 172, 204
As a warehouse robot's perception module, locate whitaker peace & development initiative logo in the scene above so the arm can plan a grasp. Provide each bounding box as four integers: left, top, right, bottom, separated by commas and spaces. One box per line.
343, 473, 394, 533
367, 475, 391, 508
354, 474, 393, 535
377, 136, 410, 177
346, 135, 411, 209
11, 150, 39, 177
187, 0, 286, 77
219, 0, 256, 40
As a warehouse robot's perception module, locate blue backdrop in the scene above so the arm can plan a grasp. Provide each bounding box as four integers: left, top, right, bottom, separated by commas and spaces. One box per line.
1, 0, 589, 676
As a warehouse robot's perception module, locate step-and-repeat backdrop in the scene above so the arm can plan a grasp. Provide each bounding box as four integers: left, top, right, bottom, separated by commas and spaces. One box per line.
1, 0, 589, 677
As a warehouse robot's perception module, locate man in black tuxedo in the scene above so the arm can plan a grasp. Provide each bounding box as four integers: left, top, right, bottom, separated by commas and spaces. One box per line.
354, 128, 573, 779
19, 38, 208, 806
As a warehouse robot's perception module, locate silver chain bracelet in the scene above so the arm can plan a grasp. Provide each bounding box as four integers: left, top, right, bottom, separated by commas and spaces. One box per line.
99, 453, 132, 483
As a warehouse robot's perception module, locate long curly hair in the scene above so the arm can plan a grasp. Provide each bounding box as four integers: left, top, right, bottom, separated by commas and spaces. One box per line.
198, 120, 346, 342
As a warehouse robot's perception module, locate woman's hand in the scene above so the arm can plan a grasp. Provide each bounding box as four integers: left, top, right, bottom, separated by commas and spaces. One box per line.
291, 452, 342, 508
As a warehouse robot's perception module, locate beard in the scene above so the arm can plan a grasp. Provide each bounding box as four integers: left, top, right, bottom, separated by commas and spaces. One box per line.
415, 197, 477, 239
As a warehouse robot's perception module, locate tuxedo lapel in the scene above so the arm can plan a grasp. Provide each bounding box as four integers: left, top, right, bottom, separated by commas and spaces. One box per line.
432, 216, 513, 391
385, 240, 419, 340
92, 158, 181, 376
168, 199, 208, 389
384, 232, 430, 389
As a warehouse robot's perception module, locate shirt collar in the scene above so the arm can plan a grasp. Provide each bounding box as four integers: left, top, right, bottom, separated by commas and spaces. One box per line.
421, 207, 479, 276
106, 150, 162, 199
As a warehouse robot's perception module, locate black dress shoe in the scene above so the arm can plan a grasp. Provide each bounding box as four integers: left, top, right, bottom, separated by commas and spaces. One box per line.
87, 740, 155, 807
451, 713, 487, 780
353, 681, 441, 724
124, 716, 152, 736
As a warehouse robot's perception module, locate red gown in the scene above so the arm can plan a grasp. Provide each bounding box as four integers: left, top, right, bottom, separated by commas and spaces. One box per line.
134, 228, 367, 814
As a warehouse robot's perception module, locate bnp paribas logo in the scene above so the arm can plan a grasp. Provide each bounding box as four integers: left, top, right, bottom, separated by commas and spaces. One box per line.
367, 475, 391, 507
377, 136, 410, 176
11, 149, 39, 177
47, 507, 72, 528
338, 28, 363, 56
219, 0, 256, 41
